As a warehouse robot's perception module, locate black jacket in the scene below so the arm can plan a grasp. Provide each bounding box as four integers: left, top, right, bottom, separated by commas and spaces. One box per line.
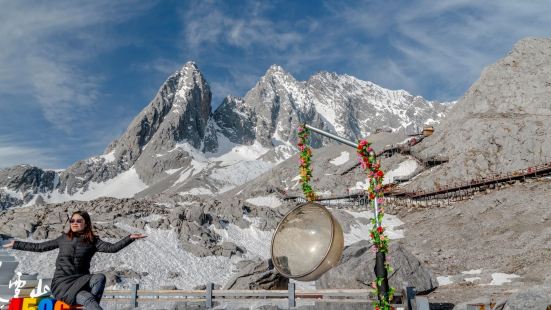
13, 233, 135, 305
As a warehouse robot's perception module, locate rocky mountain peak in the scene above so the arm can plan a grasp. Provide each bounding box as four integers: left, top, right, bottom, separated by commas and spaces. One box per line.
265, 64, 288, 76
179, 60, 199, 71
110, 61, 211, 154
257, 64, 299, 89
52, 62, 214, 191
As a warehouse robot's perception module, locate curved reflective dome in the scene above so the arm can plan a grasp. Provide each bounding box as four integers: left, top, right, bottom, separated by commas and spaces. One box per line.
271, 202, 341, 279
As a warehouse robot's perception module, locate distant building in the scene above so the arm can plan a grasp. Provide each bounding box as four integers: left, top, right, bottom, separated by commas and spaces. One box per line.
375, 128, 392, 134
422, 126, 434, 137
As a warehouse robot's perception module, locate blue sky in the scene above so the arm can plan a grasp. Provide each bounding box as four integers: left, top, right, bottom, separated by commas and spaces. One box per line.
1, 0, 551, 169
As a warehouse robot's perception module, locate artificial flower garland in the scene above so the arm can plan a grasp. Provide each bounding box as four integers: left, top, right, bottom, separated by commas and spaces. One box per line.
297, 125, 317, 201
357, 139, 394, 309
297, 125, 394, 309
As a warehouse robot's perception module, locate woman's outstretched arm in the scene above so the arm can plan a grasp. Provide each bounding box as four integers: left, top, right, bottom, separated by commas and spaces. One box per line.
95, 233, 146, 253
7, 234, 63, 252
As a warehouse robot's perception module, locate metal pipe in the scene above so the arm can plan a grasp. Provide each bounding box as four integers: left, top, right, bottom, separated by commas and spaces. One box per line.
304, 124, 357, 149
374, 196, 380, 227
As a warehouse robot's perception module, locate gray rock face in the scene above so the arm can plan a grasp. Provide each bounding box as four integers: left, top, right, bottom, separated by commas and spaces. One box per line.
502, 286, 551, 310
306, 71, 448, 138
39, 61, 215, 200
0, 165, 57, 209
406, 37, 551, 191
236, 65, 326, 149
213, 96, 257, 145
0, 191, 22, 211
108, 62, 212, 160
0, 197, 162, 239
110, 61, 214, 184
315, 240, 437, 294
224, 258, 288, 290
100, 266, 148, 287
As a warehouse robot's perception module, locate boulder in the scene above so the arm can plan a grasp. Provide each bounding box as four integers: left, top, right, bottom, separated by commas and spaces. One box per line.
502, 286, 551, 310
316, 240, 437, 294
225, 259, 288, 290
100, 267, 146, 287
185, 204, 211, 226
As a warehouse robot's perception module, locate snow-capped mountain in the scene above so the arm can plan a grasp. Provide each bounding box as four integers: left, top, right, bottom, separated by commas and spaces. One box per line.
215, 65, 448, 156
0, 62, 450, 209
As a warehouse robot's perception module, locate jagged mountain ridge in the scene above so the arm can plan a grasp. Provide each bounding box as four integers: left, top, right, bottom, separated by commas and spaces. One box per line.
0, 62, 449, 209
215, 65, 448, 149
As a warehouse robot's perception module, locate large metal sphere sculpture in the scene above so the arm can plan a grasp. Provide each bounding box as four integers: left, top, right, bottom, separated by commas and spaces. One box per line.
271, 202, 344, 281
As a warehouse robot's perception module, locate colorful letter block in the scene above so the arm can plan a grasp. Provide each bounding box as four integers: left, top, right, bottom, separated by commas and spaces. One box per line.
8, 298, 80, 310
37, 299, 55, 310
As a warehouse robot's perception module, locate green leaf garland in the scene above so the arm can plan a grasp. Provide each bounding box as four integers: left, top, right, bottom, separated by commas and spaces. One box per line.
297, 125, 317, 201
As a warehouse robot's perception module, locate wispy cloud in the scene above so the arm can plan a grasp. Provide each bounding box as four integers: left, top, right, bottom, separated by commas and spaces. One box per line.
330, 0, 551, 99
0, 0, 154, 133
178, 0, 551, 102
179, 0, 370, 101
182, 1, 302, 54
0, 135, 61, 169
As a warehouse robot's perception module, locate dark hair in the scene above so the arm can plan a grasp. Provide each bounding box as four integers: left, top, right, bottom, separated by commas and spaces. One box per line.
67, 211, 96, 243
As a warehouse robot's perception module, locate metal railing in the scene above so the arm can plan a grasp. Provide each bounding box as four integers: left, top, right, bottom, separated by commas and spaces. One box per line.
99, 282, 409, 309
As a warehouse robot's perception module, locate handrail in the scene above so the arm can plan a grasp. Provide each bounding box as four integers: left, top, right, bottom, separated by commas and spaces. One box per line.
6, 286, 407, 309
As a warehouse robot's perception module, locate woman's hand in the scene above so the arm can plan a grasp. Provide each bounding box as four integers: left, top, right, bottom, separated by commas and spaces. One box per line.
2, 240, 14, 248
129, 234, 147, 239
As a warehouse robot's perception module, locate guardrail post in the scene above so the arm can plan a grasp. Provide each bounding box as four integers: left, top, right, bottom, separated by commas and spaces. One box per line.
206, 282, 214, 309
288, 282, 295, 308
131, 283, 138, 308
402, 284, 415, 310
414, 296, 430, 310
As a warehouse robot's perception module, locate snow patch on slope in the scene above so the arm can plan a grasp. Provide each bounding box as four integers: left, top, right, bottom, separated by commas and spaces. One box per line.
11, 223, 236, 290
99, 151, 116, 163
210, 160, 273, 188
245, 195, 282, 208
329, 151, 350, 166
383, 159, 419, 184
211, 216, 273, 260
46, 168, 147, 203
344, 210, 404, 245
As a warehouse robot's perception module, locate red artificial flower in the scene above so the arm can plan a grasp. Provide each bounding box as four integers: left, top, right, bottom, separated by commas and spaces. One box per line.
370, 232, 374, 239
377, 226, 384, 234
376, 170, 384, 178
369, 193, 375, 200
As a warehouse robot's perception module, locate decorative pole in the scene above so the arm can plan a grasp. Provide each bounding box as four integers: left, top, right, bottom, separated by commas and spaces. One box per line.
300, 124, 394, 309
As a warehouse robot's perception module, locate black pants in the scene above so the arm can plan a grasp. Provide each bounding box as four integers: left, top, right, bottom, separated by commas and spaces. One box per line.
75, 273, 106, 310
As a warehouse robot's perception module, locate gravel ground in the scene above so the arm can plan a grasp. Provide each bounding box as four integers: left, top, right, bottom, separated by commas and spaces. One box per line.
389, 177, 551, 305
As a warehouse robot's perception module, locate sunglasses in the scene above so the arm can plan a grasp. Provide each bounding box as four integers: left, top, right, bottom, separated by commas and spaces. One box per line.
69, 219, 85, 224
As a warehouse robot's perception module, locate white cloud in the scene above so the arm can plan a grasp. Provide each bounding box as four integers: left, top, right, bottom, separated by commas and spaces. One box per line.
0, 0, 154, 133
